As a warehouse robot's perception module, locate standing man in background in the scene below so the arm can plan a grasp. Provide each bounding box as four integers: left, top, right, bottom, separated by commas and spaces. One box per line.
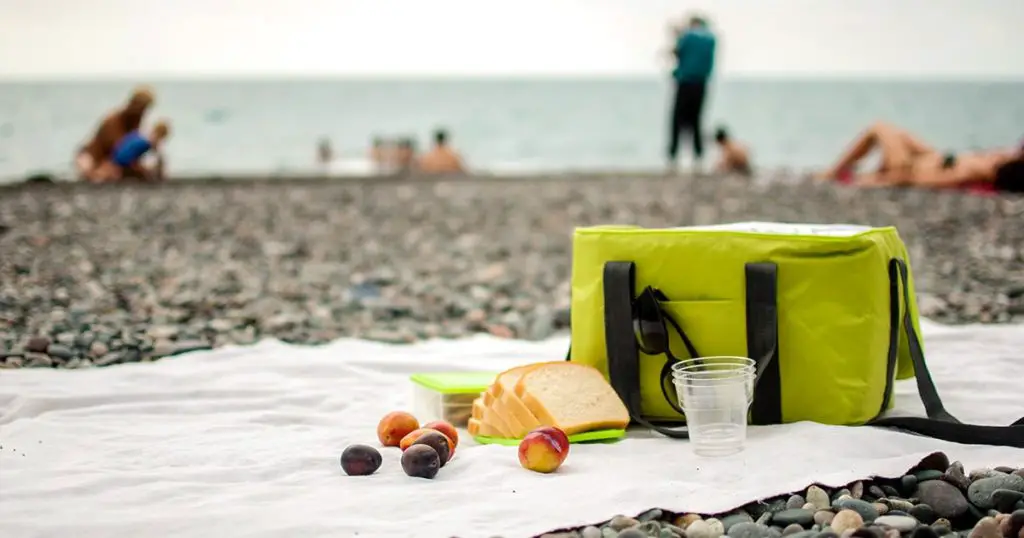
667, 15, 717, 174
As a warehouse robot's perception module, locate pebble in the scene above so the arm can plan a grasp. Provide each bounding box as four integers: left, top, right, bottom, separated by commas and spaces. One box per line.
874, 515, 920, 532
639, 510, 664, 523
968, 517, 1001, 538
788, 496, 808, 510
968, 475, 1024, 509
834, 499, 879, 523
773, 510, 815, 527
676, 514, 703, 529
617, 530, 646, 538
831, 510, 865, 534
608, 516, 640, 532
943, 462, 972, 491
783, 524, 805, 536
909, 504, 937, 524
728, 522, 773, 538
687, 520, 714, 538
814, 511, 836, 526
916, 479, 970, 518
991, 490, 1024, 513
807, 486, 831, 511
706, 518, 726, 538
582, 527, 602, 538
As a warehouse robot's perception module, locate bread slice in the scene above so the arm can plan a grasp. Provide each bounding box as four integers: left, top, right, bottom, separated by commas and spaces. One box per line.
491, 364, 555, 437
514, 362, 630, 435
472, 395, 513, 438
468, 417, 505, 437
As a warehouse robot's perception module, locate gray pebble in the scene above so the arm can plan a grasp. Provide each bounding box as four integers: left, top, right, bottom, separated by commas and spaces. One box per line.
722, 513, 754, 532
773, 510, 815, 527
602, 528, 619, 538
914, 470, 944, 483
638, 509, 663, 523
835, 499, 880, 523
582, 527, 603, 538
783, 524, 805, 536
687, 520, 713, 538
814, 511, 835, 526
617, 530, 646, 538
991, 489, 1024, 513
729, 522, 773, 538
788, 495, 808, 510
967, 474, 1024, 509
915, 479, 969, 519
908, 504, 936, 524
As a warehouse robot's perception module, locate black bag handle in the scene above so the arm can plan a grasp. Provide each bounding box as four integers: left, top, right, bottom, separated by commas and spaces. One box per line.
600, 260, 780, 438
867, 258, 1024, 447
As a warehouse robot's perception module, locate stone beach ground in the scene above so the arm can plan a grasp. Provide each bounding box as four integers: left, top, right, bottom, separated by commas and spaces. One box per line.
539, 452, 1024, 538
0, 174, 1022, 368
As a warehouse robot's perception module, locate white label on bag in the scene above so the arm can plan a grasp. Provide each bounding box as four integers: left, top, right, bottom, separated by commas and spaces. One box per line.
675, 222, 874, 236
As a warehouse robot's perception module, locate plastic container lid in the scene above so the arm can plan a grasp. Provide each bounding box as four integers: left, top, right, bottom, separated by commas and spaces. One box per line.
409, 372, 496, 394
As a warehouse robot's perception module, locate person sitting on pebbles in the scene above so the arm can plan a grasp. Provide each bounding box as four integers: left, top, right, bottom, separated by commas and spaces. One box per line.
815, 121, 1024, 193
75, 86, 155, 182
416, 128, 466, 174
93, 120, 171, 182
712, 126, 752, 176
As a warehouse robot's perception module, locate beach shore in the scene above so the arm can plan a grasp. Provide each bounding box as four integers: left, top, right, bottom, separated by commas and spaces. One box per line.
1, 173, 1021, 369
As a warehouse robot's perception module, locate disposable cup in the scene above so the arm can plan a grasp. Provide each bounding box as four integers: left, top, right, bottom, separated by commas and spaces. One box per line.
671, 356, 755, 457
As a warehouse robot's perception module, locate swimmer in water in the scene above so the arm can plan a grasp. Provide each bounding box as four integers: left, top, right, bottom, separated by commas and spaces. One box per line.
816, 121, 1023, 192
416, 128, 466, 174
94, 120, 171, 182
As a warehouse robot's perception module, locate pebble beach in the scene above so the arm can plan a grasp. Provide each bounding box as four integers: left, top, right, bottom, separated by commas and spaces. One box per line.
0, 174, 1022, 369
546, 452, 1024, 538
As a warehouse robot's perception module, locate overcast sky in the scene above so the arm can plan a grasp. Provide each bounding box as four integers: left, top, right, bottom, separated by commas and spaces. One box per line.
1, 0, 1022, 79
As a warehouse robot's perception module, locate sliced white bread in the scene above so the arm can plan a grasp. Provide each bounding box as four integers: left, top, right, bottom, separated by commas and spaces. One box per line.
514, 362, 630, 435
473, 394, 513, 438
468, 417, 505, 437
491, 363, 559, 436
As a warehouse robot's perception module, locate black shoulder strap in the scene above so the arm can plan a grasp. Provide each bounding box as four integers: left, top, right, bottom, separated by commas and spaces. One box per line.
867, 258, 1024, 447
602, 261, 781, 438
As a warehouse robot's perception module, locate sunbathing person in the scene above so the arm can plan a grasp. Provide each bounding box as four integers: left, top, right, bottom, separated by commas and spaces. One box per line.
75, 86, 155, 182
416, 129, 466, 174
712, 126, 752, 176
93, 120, 171, 183
816, 121, 1023, 192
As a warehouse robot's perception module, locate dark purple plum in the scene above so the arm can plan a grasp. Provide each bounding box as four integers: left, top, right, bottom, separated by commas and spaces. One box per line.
411, 431, 451, 466
401, 444, 440, 479
340, 444, 382, 476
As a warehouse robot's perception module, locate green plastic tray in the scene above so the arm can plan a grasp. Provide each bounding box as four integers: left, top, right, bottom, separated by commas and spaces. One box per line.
473, 428, 627, 446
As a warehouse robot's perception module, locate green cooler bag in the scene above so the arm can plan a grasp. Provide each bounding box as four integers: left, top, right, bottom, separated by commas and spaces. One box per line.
567, 222, 1024, 447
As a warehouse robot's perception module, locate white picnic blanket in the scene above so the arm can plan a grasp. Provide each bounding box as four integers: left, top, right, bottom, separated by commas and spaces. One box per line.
1, 319, 1023, 538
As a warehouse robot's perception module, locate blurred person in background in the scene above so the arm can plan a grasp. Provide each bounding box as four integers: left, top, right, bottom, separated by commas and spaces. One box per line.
416, 128, 466, 174
667, 15, 717, 175
394, 137, 416, 173
92, 120, 171, 182
75, 86, 155, 182
712, 126, 752, 176
317, 137, 333, 168
369, 136, 390, 173
816, 121, 1024, 193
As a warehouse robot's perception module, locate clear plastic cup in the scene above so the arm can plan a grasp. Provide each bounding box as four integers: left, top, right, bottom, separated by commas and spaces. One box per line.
671, 356, 756, 457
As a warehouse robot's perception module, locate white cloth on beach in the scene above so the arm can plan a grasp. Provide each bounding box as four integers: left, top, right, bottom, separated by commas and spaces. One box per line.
1, 319, 1023, 538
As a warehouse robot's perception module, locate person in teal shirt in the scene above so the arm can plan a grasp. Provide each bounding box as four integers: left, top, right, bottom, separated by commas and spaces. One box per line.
668, 16, 716, 173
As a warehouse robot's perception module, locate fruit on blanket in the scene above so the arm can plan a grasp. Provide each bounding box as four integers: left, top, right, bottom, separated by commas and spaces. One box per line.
340, 444, 383, 476
377, 411, 420, 447
401, 444, 440, 479
410, 431, 452, 466
422, 420, 459, 448
400, 428, 455, 455
518, 426, 569, 473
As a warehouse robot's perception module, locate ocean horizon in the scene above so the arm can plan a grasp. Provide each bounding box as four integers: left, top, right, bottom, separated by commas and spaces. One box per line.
2, 76, 1022, 182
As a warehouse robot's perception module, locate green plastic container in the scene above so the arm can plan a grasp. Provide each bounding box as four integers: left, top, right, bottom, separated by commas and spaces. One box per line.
409, 372, 496, 427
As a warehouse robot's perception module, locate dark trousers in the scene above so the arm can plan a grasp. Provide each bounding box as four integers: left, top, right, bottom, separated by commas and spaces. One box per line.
668, 81, 707, 162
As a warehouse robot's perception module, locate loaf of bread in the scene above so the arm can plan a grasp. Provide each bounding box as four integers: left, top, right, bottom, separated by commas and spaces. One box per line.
469, 362, 629, 439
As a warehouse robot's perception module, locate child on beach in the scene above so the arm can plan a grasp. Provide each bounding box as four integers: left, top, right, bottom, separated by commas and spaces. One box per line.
93, 120, 171, 183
